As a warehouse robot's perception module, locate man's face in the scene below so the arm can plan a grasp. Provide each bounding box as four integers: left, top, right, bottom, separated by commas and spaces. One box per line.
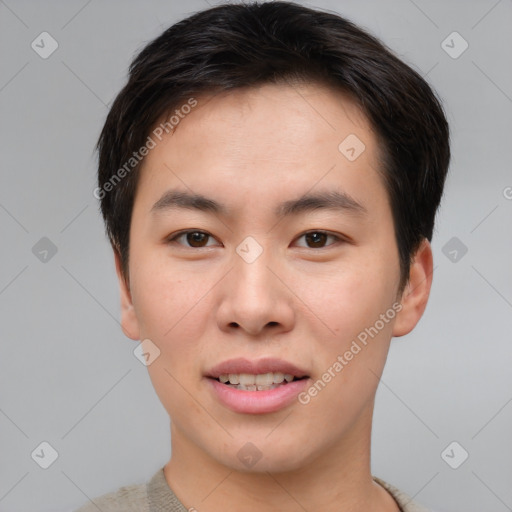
120, 83, 406, 471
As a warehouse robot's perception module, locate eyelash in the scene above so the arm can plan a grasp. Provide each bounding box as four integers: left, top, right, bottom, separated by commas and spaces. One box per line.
166, 229, 346, 250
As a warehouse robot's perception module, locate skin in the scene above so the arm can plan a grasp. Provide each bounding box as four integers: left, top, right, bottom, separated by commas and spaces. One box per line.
115, 82, 433, 511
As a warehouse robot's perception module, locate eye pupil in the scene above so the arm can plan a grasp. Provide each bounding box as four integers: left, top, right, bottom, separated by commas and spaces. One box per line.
188, 232, 208, 247
305, 232, 327, 248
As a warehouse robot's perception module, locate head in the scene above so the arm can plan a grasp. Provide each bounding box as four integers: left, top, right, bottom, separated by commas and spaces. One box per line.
96, 2, 449, 473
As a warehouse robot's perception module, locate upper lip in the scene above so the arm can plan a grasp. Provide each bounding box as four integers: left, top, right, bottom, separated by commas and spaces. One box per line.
206, 357, 309, 379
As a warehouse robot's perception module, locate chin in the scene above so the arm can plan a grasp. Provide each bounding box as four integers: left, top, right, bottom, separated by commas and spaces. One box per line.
212, 437, 316, 474
233, 454, 308, 474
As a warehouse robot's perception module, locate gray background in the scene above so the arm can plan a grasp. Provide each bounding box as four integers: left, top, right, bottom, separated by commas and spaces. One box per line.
1, 0, 511, 511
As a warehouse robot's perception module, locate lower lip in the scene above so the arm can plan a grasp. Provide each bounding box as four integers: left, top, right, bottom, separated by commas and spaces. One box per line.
207, 378, 310, 414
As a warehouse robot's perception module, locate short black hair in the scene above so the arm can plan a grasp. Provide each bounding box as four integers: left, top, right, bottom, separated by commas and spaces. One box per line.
96, 1, 450, 292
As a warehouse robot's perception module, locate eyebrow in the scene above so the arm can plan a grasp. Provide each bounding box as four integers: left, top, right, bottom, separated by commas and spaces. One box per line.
150, 188, 367, 219
276, 189, 366, 218
151, 189, 224, 215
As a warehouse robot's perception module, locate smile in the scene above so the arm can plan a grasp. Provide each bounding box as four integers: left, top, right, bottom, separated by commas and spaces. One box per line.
205, 358, 311, 414
216, 372, 304, 391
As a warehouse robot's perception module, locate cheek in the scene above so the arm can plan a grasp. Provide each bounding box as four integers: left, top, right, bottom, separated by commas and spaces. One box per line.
130, 254, 207, 339
296, 248, 399, 406
301, 254, 399, 342
296, 286, 396, 434
129, 270, 213, 419
132, 264, 210, 416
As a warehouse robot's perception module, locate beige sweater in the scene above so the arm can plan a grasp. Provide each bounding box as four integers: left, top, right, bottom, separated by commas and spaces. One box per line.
74, 467, 432, 511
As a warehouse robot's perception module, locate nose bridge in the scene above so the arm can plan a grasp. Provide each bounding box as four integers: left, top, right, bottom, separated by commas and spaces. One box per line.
232, 237, 276, 307
217, 235, 294, 336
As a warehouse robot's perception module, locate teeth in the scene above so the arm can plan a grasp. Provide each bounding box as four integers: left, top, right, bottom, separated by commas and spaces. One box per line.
218, 372, 298, 386
238, 373, 255, 386
273, 372, 285, 383
239, 383, 281, 391
255, 372, 274, 386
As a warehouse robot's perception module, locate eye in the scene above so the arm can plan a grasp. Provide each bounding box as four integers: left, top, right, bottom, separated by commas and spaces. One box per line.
167, 230, 219, 248
294, 231, 343, 249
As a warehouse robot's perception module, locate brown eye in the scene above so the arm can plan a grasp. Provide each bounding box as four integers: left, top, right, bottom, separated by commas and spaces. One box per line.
296, 231, 341, 249
186, 232, 210, 247
168, 230, 217, 248
305, 232, 328, 248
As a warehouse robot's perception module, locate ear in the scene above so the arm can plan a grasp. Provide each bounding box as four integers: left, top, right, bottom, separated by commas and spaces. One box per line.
392, 238, 433, 337
114, 250, 141, 341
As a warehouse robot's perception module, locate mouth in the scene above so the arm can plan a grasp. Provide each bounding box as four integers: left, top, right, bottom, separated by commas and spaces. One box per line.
211, 372, 308, 391
205, 357, 310, 413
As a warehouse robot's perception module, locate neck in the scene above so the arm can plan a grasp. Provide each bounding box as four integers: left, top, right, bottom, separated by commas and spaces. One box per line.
164, 403, 399, 512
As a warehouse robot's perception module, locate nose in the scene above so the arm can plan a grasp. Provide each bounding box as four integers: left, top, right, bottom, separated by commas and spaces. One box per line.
216, 243, 295, 338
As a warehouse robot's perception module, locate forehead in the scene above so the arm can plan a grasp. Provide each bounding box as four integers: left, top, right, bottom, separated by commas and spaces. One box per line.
135, 82, 386, 217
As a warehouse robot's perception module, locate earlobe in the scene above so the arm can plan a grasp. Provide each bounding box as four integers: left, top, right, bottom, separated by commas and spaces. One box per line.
392, 239, 433, 337
114, 250, 141, 341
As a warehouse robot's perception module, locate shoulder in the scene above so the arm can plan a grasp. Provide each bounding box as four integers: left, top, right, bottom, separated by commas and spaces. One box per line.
73, 480, 149, 512
374, 477, 432, 512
